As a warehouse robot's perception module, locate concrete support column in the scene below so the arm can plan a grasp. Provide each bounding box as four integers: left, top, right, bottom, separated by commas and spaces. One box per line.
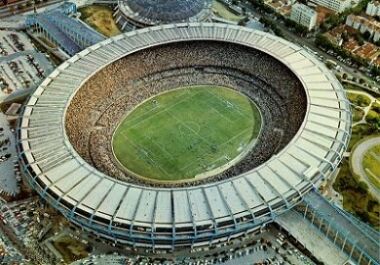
341, 236, 347, 252
358, 251, 363, 265
333, 230, 338, 244
310, 211, 316, 225
303, 204, 308, 218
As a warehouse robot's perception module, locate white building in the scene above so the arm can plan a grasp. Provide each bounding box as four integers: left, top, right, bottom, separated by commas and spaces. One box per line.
366, 0, 380, 16
310, 0, 352, 13
290, 3, 318, 30
346, 14, 380, 42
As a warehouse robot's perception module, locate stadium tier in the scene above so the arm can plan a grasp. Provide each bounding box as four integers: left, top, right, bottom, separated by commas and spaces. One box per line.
17, 23, 351, 250
65, 40, 307, 187
114, 0, 212, 29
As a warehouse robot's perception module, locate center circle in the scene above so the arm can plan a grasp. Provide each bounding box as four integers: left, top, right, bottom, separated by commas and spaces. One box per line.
112, 85, 262, 182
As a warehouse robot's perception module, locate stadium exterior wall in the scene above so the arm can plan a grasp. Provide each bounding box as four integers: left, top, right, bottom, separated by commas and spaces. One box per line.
17, 23, 351, 250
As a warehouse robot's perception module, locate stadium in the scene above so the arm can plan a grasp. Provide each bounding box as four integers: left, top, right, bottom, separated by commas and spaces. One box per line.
17, 23, 351, 250
114, 0, 212, 30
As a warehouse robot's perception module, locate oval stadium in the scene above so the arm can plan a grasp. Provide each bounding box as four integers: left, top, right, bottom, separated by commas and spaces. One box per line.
17, 23, 351, 250
114, 0, 212, 30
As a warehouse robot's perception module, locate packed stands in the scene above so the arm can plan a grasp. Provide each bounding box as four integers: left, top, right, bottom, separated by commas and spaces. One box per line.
66, 41, 307, 187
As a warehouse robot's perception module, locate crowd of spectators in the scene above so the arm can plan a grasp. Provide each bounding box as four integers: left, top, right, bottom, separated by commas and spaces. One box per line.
65, 41, 307, 187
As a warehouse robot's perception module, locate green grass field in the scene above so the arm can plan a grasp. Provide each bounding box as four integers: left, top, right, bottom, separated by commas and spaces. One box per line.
363, 145, 380, 189
112, 85, 261, 181
352, 106, 365, 122
347, 92, 371, 107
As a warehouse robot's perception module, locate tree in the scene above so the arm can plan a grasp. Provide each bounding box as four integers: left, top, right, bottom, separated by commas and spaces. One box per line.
342, 32, 349, 42
371, 103, 380, 114
315, 34, 334, 50
326, 61, 334, 69
363, 30, 371, 41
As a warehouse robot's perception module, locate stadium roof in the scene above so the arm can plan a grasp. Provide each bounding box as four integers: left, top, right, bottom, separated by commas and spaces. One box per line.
31, 14, 82, 55
118, 0, 212, 26
26, 2, 105, 56
19, 23, 351, 244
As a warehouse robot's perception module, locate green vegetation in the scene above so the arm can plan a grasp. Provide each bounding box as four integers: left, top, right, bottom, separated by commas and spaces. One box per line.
366, 104, 380, 131
112, 85, 261, 181
334, 104, 380, 229
372, 101, 380, 112
352, 106, 365, 122
346, 91, 380, 149
362, 145, 380, 189
344, 83, 366, 91
248, 0, 268, 10
334, 159, 380, 229
259, 17, 284, 37
79, 5, 121, 37
249, 0, 307, 35
52, 235, 89, 263
283, 17, 309, 35
346, 90, 380, 130
212, 0, 244, 22
334, 88, 380, 229
349, 124, 378, 151
347, 92, 371, 107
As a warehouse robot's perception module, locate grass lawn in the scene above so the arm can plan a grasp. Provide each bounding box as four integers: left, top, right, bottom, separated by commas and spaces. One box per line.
362, 145, 380, 189
112, 85, 261, 181
212, 0, 244, 22
52, 235, 89, 263
349, 124, 376, 151
366, 103, 380, 129
79, 5, 121, 37
333, 87, 380, 229
347, 92, 371, 107
352, 106, 365, 122
334, 159, 380, 230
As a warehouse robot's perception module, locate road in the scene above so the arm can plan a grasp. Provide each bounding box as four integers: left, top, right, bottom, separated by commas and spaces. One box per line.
350, 136, 380, 199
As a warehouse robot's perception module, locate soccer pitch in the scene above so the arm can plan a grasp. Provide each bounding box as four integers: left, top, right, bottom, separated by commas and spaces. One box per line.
112, 85, 261, 182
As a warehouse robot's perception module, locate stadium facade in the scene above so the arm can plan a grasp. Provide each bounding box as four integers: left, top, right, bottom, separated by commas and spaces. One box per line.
114, 0, 212, 30
17, 23, 351, 250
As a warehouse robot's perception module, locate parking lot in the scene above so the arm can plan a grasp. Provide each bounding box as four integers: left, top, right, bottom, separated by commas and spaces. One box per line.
0, 232, 26, 264
0, 31, 34, 57
0, 113, 20, 197
0, 198, 37, 240
0, 30, 54, 101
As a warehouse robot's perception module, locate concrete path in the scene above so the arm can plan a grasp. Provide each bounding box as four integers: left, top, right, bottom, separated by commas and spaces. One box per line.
350, 136, 380, 200
347, 89, 377, 127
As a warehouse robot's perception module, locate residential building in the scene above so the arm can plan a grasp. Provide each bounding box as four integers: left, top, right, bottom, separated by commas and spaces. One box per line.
264, 0, 292, 16
366, 0, 380, 16
290, 3, 318, 30
346, 14, 380, 42
309, 0, 352, 13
